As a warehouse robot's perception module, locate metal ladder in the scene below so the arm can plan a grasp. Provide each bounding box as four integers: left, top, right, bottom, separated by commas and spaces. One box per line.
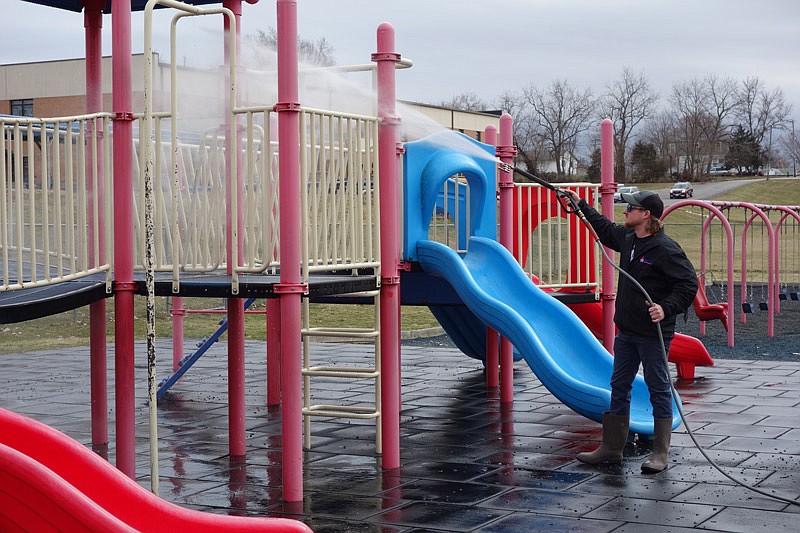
301, 290, 381, 452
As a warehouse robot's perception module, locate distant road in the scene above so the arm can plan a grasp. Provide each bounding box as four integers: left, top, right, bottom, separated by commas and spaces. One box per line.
659, 178, 765, 205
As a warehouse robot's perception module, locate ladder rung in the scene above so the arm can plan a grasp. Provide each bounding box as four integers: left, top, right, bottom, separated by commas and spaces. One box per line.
303, 405, 379, 419
302, 327, 379, 339
303, 367, 379, 379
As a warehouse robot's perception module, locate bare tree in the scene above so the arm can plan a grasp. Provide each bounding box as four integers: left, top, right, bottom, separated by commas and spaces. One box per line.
703, 75, 740, 171
251, 28, 336, 66
598, 68, 658, 182
734, 77, 792, 145
643, 111, 679, 178
495, 91, 548, 176
523, 79, 595, 178
779, 122, 799, 176
441, 92, 487, 112
670, 78, 730, 178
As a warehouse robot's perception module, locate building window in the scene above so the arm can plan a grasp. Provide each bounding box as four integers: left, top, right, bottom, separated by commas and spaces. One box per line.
7, 154, 30, 187
10, 99, 34, 117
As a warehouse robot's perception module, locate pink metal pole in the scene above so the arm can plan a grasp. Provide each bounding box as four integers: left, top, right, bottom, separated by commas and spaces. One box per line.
276, 0, 305, 501
483, 124, 499, 389
223, 0, 246, 459
698, 210, 708, 336
599, 119, 616, 354
664, 200, 735, 347
740, 213, 755, 325
698, 205, 736, 343
374, 22, 402, 470
497, 113, 516, 403
775, 208, 800, 313
84, 0, 108, 450
707, 201, 774, 336
171, 297, 184, 370
266, 298, 281, 405
111, 0, 136, 478
739, 204, 775, 336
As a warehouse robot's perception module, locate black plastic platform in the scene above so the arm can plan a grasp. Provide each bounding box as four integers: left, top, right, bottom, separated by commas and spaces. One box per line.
137, 271, 379, 299
0, 275, 109, 324
0, 270, 378, 324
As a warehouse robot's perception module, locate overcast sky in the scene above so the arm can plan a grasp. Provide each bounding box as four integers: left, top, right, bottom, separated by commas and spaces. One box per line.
3, 0, 799, 130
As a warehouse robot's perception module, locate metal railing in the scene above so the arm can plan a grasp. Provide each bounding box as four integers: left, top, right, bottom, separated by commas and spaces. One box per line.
132, 105, 382, 290
1, 114, 113, 291
132, 116, 276, 279
300, 107, 381, 277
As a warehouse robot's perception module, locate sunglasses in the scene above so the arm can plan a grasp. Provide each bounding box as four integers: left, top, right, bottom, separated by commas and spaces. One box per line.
626, 204, 647, 213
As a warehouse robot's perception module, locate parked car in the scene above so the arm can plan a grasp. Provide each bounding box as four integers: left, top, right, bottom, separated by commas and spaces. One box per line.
709, 167, 728, 176
669, 181, 693, 199
765, 168, 789, 176
614, 185, 639, 203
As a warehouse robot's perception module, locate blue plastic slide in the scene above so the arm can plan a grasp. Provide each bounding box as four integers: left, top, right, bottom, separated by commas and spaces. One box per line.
416, 236, 681, 435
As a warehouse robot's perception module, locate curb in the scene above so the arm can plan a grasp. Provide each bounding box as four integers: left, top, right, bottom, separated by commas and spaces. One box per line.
400, 327, 445, 340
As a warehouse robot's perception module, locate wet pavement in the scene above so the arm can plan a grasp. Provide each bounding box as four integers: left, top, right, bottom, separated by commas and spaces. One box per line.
1, 339, 799, 531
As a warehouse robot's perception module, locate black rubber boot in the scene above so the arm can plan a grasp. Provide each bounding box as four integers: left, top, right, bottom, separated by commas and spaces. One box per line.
577, 412, 629, 464
641, 418, 672, 473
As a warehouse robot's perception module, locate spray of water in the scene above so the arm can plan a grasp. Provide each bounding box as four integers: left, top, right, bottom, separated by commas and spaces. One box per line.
163, 24, 498, 163
396, 102, 498, 162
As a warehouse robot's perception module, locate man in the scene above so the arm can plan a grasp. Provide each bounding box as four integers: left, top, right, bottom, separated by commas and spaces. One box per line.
566, 189, 697, 473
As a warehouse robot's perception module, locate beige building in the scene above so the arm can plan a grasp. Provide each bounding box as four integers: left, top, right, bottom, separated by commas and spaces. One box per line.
1, 54, 499, 136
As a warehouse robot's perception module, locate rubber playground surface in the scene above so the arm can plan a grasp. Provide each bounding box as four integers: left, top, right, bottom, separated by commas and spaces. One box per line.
1, 305, 799, 531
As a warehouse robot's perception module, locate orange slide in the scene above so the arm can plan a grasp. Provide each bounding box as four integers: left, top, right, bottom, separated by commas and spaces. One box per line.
0, 408, 312, 532
567, 301, 714, 379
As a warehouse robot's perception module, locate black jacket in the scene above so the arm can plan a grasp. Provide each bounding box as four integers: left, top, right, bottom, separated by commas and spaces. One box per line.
578, 199, 697, 340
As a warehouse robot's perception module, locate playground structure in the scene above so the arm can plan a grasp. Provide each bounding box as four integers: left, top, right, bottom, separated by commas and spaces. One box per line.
2, 0, 800, 528
662, 199, 800, 342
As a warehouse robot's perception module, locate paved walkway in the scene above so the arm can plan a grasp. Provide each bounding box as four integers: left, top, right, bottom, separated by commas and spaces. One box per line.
1, 340, 799, 531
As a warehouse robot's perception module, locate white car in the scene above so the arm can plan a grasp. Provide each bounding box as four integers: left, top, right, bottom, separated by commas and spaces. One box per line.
709, 167, 732, 176
614, 186, 639, 203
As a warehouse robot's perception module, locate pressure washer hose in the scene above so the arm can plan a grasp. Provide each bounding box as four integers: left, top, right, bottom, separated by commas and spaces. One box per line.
508, 165, 799, 507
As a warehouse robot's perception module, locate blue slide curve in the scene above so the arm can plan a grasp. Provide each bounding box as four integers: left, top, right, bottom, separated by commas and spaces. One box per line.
416, 236, 681, 435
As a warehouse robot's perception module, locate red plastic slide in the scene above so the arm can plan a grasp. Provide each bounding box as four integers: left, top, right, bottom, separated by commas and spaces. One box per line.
567, 301, 714, 379
0, 408, 312, 532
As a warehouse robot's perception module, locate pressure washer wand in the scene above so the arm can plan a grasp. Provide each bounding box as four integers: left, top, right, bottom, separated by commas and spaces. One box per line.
503, 164, 554, 191
501, 163, 593, 232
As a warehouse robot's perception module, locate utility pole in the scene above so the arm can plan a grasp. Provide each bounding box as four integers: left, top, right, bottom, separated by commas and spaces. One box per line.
791, 119, 797, 177
766, 127, 772, 180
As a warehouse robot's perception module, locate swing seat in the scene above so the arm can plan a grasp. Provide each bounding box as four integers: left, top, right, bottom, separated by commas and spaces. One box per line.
779, 293, 788, 301
741, 302, 753, 313
693, 279, 728, 331
791, 292, 799, 301
759, 301, 769, 311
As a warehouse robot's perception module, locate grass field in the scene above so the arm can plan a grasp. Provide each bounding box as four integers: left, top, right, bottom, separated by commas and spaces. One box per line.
2, 177, 798, 355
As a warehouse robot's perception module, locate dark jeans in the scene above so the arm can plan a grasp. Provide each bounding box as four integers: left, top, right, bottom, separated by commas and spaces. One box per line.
609, 331, 673, 420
